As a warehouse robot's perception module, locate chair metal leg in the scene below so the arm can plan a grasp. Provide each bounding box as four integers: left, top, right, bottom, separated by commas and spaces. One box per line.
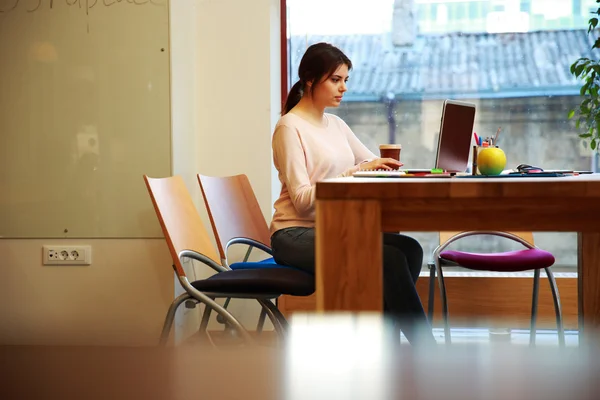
257, 297, 280, 334
257, 299, 289, 339
266, 299, 290, 331
427, 262, 435, 323
545, 267, 565, 348
217, 246, 255, 328
530, 268, 541, 347
242, 246, 253, 262
216, 297, 232, 325
257, 300, 284, 337
270, 302, 290, 332
198, 301, 214, 341
256, 308, 268, 334
435, 260, 451, 345
242, 245, 271, 335
198, 297, 255, 344
159, 292, 192, 346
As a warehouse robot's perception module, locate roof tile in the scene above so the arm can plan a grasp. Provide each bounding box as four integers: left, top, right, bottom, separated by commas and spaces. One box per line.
290, 30, 600, 99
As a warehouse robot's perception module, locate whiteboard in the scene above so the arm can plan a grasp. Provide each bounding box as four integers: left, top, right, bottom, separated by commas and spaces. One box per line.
0, 0, 171, 238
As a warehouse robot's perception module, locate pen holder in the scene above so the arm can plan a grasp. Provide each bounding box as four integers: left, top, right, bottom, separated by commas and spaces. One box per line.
477, 147, 507, 176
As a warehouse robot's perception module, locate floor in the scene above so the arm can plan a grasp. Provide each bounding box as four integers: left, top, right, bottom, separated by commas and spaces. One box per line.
424, 327, 579, 346
197, 327, 579, 349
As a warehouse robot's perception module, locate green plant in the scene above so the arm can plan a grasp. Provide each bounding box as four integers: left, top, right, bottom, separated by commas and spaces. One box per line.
569, 3, 600, 151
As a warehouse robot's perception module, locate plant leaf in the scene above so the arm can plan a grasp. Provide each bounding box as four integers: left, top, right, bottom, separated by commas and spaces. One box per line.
568, 109, 576, 119
589, 18, 599, 34
581, 81, 591, 95
579, 133, 593, 138
586, 64, 597, 74
571, 61, 579, 74
582, 99, 592, 112
591, 139, 597, 150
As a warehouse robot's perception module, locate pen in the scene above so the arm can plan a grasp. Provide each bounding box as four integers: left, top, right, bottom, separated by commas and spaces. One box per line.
494, 127, 502, 144
472, 145, 477, 176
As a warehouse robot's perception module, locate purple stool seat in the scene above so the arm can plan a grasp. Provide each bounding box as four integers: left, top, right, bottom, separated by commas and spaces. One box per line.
439, 248, 555, 272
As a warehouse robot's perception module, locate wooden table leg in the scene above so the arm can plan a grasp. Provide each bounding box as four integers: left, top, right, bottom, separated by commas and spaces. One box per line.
578, 232, 600, 347
315, 199, 382, 312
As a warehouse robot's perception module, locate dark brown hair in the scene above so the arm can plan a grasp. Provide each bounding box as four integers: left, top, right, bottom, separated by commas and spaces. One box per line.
282, 42, 352, 115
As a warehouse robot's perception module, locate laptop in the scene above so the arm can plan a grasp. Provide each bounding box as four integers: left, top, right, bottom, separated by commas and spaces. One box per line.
354, 99, 476, 177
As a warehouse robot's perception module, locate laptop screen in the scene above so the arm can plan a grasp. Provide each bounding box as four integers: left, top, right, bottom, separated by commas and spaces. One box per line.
435, 100, 476, 173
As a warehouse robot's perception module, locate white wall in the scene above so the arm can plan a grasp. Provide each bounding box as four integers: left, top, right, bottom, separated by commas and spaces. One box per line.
0, 0, 281, 346
0, 239, 173, 346
169, 0, 281, 339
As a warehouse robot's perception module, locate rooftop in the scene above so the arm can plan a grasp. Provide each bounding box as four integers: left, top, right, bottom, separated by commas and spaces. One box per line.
289, 29, 600, 101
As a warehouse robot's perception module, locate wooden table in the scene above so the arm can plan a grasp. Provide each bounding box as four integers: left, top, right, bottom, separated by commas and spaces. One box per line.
315, 174, 600, 344
3, 324, 599, 400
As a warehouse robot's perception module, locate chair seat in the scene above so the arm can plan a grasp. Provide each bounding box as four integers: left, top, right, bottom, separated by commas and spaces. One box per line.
191, 267, 315, 296
229, 257, 281, 270
439, 248, 555, 272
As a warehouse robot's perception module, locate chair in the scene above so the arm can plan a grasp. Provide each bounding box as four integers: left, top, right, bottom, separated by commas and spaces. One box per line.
143, 175, 314, 346
427, 231, 564, 346
197, 173, 277, 269
197, 173, 302, 332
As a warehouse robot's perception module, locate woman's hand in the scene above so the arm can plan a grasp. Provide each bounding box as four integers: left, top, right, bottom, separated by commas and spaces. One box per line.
360, 158, 403, 170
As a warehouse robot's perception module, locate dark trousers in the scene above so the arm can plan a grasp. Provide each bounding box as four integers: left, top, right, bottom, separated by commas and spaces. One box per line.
271, 227, 436, 346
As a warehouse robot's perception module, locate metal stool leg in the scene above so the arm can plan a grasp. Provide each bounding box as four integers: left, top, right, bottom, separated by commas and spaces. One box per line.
530, 268, 541, 347
545, 267, 565, 348
435, 260, 451, 345
428, 262, 435, 323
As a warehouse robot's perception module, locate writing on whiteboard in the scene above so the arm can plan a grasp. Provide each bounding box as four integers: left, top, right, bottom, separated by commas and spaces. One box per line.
0, 0, 167, 15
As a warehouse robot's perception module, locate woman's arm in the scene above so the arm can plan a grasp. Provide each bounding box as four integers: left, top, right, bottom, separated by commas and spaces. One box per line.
334, 116, 378, 177
272, 124, 315, 215
337, 116, 378, 163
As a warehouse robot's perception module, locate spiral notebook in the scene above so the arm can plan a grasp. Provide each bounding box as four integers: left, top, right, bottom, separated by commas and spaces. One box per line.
353, 169, 452, 178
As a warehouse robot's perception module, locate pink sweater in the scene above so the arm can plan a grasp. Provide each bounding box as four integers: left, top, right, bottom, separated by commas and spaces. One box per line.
270, 112, 376, 234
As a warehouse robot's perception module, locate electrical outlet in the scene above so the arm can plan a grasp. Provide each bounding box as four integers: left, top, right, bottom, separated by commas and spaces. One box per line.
42, 245, 92, 266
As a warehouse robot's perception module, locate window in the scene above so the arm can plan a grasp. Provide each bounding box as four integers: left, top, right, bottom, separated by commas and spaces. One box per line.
286, 0, 592, 271
469, 2, 480, 18
456, 2, 467, 20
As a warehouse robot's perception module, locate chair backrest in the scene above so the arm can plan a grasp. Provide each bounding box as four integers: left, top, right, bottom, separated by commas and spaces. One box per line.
144, 175, 221, 277
439, 231, 534, 246
197, 174, 271, 260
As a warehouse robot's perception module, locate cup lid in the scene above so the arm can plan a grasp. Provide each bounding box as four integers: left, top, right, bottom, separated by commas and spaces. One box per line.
379, 144, 402, 149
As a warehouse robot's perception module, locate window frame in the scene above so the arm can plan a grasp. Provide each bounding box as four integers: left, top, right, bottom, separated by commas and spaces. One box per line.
278, 0, 578, 331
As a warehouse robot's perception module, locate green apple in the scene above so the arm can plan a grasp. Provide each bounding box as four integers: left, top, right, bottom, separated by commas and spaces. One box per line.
478, 147, 506, 176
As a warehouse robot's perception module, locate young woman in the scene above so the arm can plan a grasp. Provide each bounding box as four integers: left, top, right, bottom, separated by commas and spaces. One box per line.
270, 42, 435, 346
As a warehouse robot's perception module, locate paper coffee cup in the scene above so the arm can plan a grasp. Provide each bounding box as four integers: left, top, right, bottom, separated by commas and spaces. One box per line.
379, 144, 402, 161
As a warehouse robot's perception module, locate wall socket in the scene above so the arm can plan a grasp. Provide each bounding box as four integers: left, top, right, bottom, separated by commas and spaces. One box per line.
42, 245, 92, 266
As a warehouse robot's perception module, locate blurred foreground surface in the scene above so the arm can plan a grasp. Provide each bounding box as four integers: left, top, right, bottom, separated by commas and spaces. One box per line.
1, 313, 599, 400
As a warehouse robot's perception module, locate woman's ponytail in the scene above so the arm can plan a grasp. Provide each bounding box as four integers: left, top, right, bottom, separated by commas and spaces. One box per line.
282, 80, 303, 115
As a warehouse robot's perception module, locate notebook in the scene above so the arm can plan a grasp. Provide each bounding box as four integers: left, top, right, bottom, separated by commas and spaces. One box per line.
353, 99, 476, 178
353, 170, 452, 178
